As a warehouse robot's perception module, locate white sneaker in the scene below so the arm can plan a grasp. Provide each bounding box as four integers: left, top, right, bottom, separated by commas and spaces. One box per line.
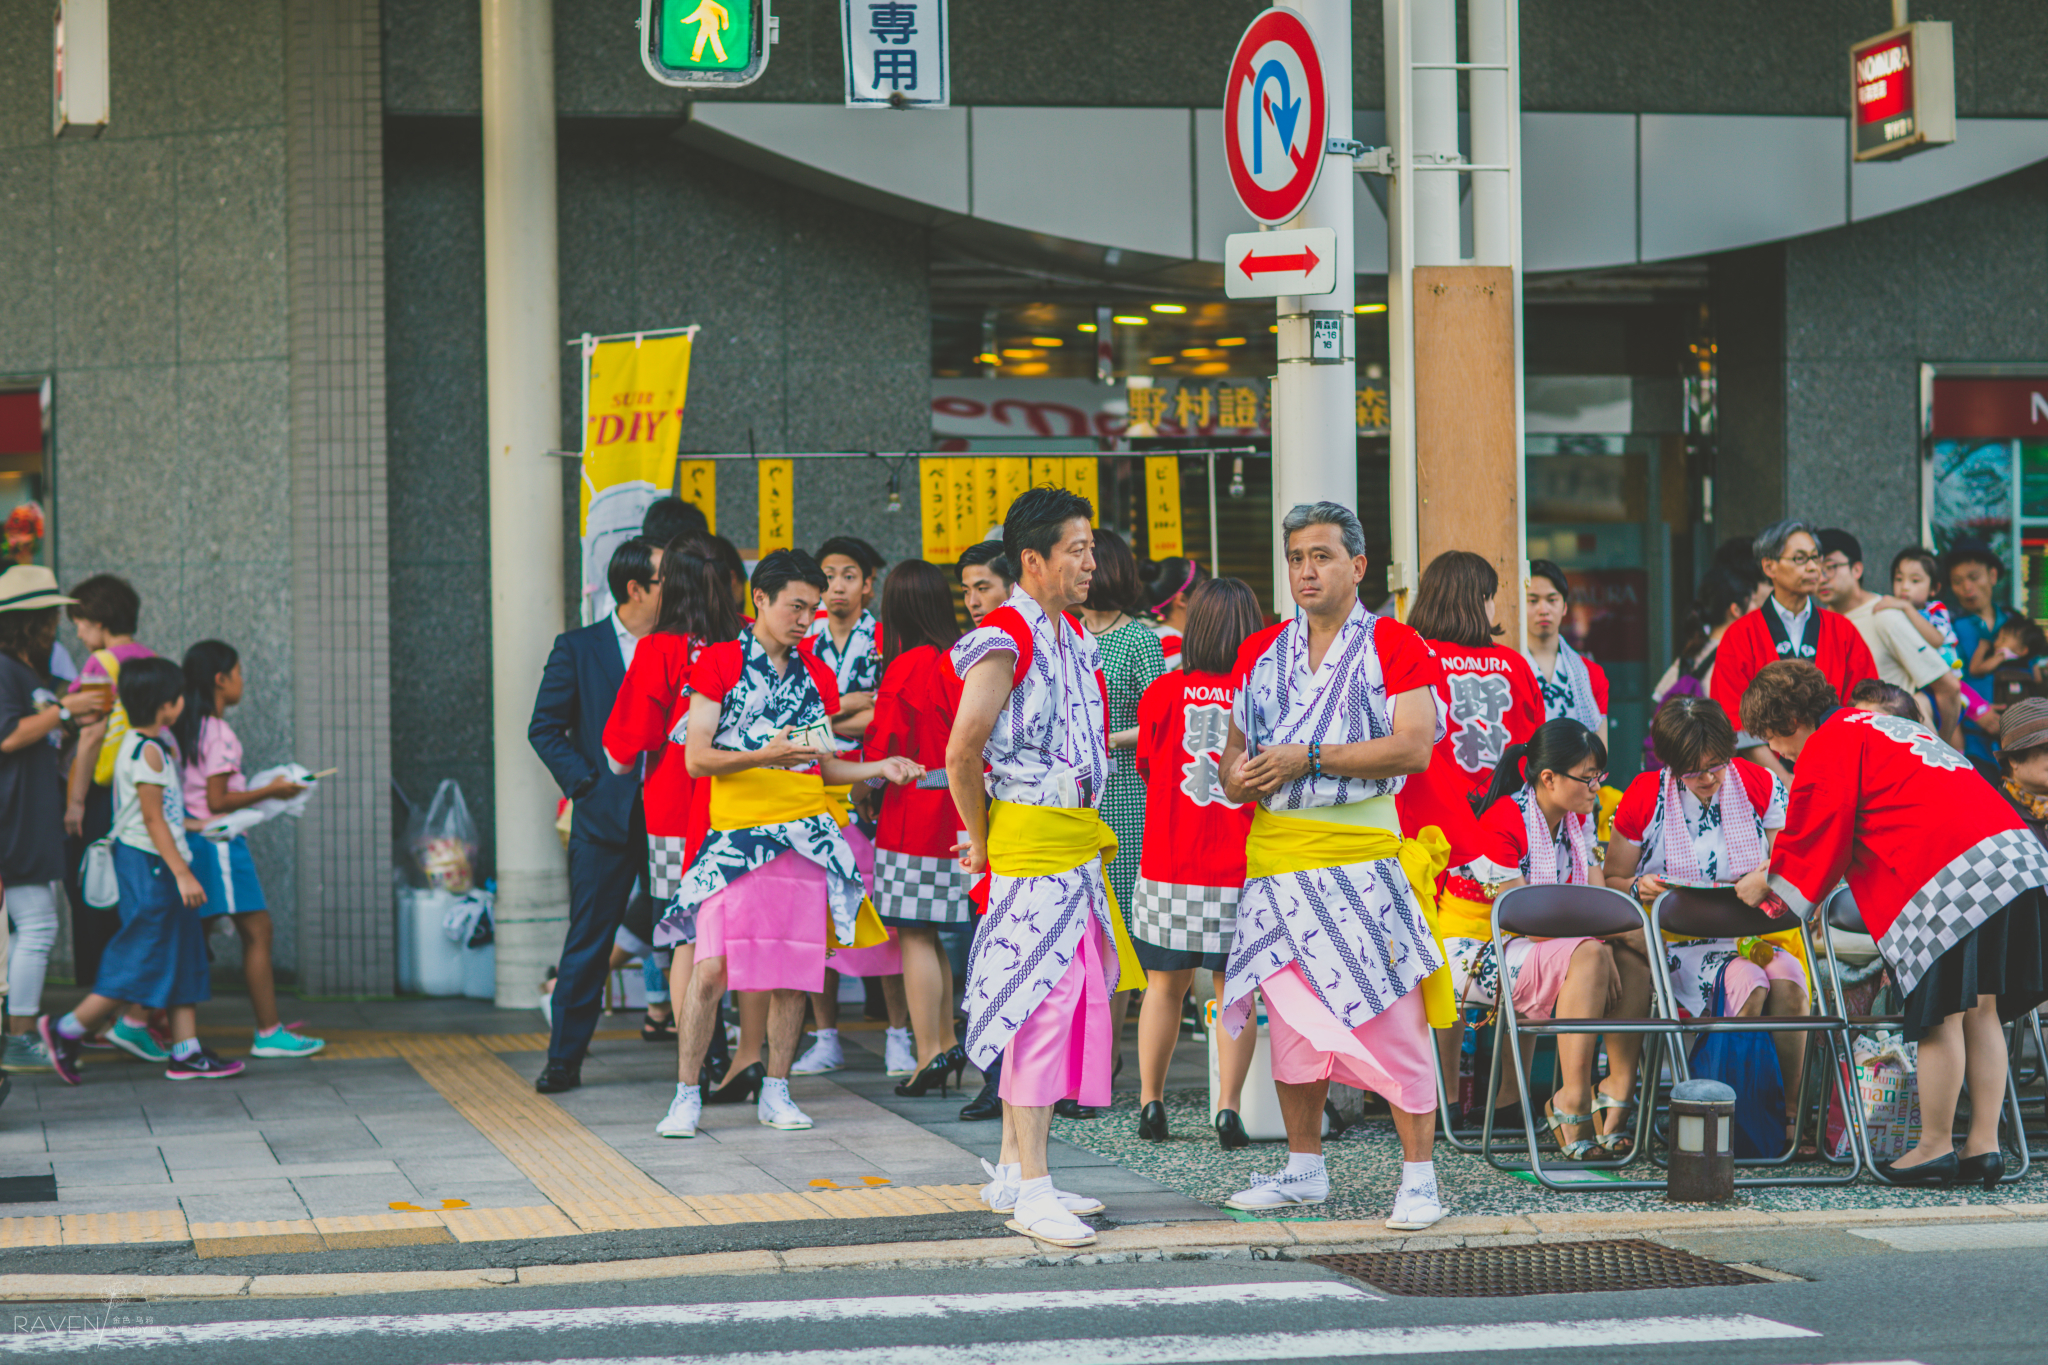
1386, 1187, 1446, 1231
884, 1028, 916, 1076
1005, 1184, 1097, 1248
976, 1158, 1105, 1216
656, 1086, 702, 1139
789, 1032, 843, 1075
757, 1078, 814, 1130
1223, 1168, 1329, 1212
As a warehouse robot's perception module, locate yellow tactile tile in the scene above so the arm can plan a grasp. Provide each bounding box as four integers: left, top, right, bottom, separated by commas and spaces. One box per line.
680, 1191, 831, 1225
561, 1197, 709, 1232
60, 1210, 189, 1246
0, 1216, 62, 1249
438, 1204, 582, 1243
188, 1219, 321, 1240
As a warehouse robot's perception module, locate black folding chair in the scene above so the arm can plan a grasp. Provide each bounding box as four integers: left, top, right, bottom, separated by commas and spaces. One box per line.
1478, 883, 1669, 1191
1645, 888, 1858, 1186
1816, 887, 2033, 1185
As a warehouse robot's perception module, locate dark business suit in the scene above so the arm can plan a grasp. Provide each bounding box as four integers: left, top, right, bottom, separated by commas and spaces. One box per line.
529, 618, 647, 1068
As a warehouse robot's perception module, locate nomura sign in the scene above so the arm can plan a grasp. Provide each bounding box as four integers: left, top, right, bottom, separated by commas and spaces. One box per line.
1850, 22, 1954, 162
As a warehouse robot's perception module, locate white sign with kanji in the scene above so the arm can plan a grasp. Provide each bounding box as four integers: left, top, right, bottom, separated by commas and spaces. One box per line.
1223, 226, 1336, 298
842, 0, 949, 108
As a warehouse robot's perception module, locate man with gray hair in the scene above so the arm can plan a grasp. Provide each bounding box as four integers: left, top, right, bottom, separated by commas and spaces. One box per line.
1214, 501, 1453, 1231
1709, 518, 1877, 774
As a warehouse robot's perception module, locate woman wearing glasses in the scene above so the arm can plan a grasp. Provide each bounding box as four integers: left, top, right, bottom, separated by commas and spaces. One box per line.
1603, 697, 1811, 1152
1457, 719, 1651, 1160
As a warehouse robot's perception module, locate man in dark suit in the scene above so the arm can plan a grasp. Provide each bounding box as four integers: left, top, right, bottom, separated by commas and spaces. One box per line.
527, 539, 662, 1093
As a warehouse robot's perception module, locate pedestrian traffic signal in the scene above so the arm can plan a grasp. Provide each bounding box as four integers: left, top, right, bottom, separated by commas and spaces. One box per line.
639, 0, 774, 88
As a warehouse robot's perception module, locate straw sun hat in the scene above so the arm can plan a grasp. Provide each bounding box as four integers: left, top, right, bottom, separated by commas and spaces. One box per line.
0, 565, 76, 613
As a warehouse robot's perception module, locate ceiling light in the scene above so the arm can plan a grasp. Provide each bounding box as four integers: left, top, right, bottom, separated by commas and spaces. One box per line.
1031, 336, 1064, 347
1355, 303, 1388, 314
1192, 361, 1229, 376
1267, 324, 1279, 333
1217, 337, 1247, 347
1148, 355, 1174, 365
1113, 315, 1147, 326
1007, 361, 1050, 376
1151, 303, 1187, 314
1076, 323, 1097, 333
975, 352, 998, 364
1000, 348, 1040, 359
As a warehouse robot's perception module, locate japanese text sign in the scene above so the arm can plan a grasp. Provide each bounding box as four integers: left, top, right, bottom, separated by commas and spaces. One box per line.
843, 0, 949, 108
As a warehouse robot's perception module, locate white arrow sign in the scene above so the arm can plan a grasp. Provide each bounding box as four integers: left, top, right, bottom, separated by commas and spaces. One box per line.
1223, 227, 1337, 299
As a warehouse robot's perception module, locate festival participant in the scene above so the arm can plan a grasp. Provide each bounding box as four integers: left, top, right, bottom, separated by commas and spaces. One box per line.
1469, 718, 1651, 1159
1144, 556, 1208, 664
866, 560, 971, 1098
947, 486, 1139, 1248
956, 541, 1013, 626
653, 550, 922, 1140
1603, 697, 1810, 1151
1709, 520, 1878, 777
1215, 501, 1451, 1231
794, 534, 911, 1079
1129, 577, 1262, 1147
1744, 660, 2048, 1188
603, 539, 743, 1118
1523, 559, 1609, 742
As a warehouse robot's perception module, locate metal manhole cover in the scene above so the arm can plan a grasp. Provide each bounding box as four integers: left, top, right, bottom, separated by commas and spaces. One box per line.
1309, 1240, 1767, 1297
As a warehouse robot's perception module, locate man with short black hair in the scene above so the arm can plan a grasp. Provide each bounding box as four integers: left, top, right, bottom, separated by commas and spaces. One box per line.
528, 538, 664, 1093
1817, 528, 1959, 742
956, 541, 1014, 626
642, 496, 710, 550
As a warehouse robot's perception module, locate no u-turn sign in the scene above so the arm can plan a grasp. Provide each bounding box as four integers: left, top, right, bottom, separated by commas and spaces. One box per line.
1222, 8, 1329, 225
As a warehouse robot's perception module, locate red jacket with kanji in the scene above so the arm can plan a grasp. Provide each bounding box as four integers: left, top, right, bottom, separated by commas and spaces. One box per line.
601, 631, 710, 855
1134, 669, 1254, 889
1766, 708, 2048, 996
1709, 604, 1879, 732
1396, 640, 1544, 868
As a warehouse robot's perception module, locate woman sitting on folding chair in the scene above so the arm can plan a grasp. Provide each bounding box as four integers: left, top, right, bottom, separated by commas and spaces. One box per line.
1742, 660, 2048, 1189
1603, 696, 1813, 1151
1458, 719, 1651, 1160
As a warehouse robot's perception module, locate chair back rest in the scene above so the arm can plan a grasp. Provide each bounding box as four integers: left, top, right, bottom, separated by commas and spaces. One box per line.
1494, 883, 1644, 939
1653, 887, 1783, 940
1824, 885, 1868, 935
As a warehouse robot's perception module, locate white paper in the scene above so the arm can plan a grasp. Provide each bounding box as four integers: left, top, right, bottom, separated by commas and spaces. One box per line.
200, 764, 321, 842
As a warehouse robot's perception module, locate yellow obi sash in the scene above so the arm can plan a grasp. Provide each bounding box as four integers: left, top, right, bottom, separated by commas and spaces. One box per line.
1436, 891, 1495, 942
821, 783, 856, 827
1244, 802, 1457, 1029
706, 767, 886, 949
986, 799, 1147, 993
1660, 919, 1811, 976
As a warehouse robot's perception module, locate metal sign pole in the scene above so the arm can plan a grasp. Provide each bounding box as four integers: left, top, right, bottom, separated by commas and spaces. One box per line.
1386, 0, 1418, 616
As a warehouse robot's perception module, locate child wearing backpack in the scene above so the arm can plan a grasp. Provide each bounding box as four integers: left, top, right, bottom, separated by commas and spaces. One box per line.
173, 641, 322, 1057
36, 657, 244, 1082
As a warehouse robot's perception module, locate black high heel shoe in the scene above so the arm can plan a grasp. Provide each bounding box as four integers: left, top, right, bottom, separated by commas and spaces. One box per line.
706, 1061, 765, 1105
1137, 1100, 1169, 1141
1957, 1151, 2005, 1190
1214, 1108, 1250, 1150
945, 1043, 969, 1088
894, 1054, 956, 1098
1875, 1150, 1958, 1187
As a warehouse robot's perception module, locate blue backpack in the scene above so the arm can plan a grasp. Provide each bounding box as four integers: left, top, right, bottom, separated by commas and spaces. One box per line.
1686, 964, 1787, 1159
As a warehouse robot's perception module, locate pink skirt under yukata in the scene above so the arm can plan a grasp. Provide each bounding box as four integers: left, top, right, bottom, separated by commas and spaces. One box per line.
1261, 963, 1437, 1114
998, 919, 1114, 1109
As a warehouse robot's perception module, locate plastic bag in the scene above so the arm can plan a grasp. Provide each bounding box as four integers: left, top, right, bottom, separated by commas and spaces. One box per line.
442, 887, 494, 948
1827, 1031, 1922, 1162
410, 780, 478, 894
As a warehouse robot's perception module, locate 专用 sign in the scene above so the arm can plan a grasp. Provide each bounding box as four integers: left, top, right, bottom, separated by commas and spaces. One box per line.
1850, 22, 1954, 162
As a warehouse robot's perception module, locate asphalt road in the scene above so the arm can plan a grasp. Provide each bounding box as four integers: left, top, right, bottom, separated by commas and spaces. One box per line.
2, 1241, 2039, 1365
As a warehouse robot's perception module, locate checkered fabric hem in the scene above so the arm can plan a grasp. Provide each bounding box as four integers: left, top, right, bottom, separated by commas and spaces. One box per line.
1890, 826, 2048, 996
646, 836, 690, 900
874, 848, 972, 923
1130, 877, 1240, 955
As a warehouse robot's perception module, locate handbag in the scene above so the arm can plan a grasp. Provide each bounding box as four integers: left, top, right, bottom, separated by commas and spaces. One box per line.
1687, 964, 1788, 1158
81, 836, 118, 909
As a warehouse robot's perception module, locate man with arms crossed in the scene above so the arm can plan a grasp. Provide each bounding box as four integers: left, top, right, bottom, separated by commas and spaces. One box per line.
1218, 502, 1453, 1231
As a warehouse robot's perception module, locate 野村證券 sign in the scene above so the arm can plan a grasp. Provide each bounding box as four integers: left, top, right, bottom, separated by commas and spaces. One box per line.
1850, 21, 1954, 162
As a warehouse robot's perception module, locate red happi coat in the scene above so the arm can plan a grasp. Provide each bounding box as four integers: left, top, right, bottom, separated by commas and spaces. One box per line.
602, 631, 711, 866
1396, 641, 1544, 869
1710, 605, 1878, 729
1767, 708, 2048, 995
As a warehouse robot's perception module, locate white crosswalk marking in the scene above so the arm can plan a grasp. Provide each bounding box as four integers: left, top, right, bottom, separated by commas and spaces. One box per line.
425, 1315, 1817, 1365
0, 1283, 1370, 1355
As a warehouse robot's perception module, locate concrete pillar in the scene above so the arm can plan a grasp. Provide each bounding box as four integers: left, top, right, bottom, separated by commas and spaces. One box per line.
1272, 0, 1356, 614
1409, 0, 1461, 266
482, 0, 568, 1008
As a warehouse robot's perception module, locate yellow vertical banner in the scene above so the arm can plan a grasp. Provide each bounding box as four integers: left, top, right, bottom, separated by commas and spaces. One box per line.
975, 457, 1003, 545
1062, 457, 1100, 523
675, 459, 716, 534
757, 459, 794, 555
995, 457, 1030, 526
1027, 454, 1064, 489
1144, 455, 1183, 559
919, 457, 954, 562
578, 332, 695, 619
950, 458, 982, 560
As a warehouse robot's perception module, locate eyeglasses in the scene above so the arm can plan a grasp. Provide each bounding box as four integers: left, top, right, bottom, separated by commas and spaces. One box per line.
1557, 770, 1607, 793
1677, 761, 1730, 784
1774, 552, 1821, 567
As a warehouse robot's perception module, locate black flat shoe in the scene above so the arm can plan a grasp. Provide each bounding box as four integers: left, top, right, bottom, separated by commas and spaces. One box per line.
534, 1062, 581, 1094
958, 1081, 1002, 1121
1875, 1150, 1958, 1187
640, 1013, 676, 1042
1137, 1100, 1169, 1141
1053, 1098, 1098, 1120
1957, 1151, 2005, 1190
1215, 1108, 1250, 1150
895, 1054, 956, 1098
706, 1060, 765, 1105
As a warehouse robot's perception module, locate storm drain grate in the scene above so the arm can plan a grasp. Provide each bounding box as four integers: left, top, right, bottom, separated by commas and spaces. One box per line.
1309, 1239, 1767, 1298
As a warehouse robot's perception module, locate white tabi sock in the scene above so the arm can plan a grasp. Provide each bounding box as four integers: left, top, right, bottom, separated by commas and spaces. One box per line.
1400, 1160, 1438, 1199
1015, 1174, 1055, 1207
1284, 1151, 1326, 1178
676, 1083, 700, 1102
810, 1028, 838, 1042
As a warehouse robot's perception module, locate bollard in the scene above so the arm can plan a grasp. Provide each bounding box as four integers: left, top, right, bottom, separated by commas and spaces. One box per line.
1666, 1078, 1737, 1202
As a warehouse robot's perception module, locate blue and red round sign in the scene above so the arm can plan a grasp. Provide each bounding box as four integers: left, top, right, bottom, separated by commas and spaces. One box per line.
1223, 8, 1330, 225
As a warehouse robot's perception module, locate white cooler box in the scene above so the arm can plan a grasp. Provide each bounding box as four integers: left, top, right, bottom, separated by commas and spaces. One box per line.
1204, 995, 1327, 1140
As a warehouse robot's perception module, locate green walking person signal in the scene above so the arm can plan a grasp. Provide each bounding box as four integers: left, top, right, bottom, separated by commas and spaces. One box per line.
640, 0, 773, 88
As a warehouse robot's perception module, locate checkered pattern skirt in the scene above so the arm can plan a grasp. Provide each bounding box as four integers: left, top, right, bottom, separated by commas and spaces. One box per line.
646, 835, 691, 901
873, 848, 972, 925
1130, 877, 1239, 957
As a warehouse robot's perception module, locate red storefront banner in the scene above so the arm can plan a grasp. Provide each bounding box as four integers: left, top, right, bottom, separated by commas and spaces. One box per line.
1930, 377, 2048, 439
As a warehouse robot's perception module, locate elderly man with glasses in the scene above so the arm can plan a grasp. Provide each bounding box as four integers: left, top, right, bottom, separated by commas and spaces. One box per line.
1709, 519, 1878, 778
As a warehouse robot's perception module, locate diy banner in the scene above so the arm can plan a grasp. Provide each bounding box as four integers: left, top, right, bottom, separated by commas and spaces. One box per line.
1144, 456, 1184, 559
579, 332, 695, 620
758, 459, 795, 555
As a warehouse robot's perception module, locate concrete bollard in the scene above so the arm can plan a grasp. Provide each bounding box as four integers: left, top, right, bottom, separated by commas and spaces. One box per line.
1666, 1078, 1737, 1202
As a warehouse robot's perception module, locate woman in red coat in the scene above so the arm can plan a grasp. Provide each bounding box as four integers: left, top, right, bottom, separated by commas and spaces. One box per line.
864, 559, 971, 1098
1742, 660, 2048, 1188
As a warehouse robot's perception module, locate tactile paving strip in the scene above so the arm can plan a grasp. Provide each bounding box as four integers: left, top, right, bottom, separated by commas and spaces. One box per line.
1310, 1240, 1767, 1297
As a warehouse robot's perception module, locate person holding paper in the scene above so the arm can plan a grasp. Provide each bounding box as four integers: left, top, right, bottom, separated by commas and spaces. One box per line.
654, 550, 922, 1140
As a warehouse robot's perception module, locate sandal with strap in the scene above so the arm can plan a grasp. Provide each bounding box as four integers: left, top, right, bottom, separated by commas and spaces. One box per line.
1592, 1088, 1636, 1156
1543, 1099, 1601, 1161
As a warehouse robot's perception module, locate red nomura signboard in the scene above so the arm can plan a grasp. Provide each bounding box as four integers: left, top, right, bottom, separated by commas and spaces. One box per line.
1851, 23, 1954, 162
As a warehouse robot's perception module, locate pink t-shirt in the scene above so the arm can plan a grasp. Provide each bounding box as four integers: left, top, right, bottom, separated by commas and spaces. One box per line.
182, 715, 245, 823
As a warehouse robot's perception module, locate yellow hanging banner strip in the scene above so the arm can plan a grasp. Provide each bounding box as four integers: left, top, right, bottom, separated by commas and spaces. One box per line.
1062, 457, 1099, 523
920, 457, 955, 562
950, 457, 983, 561
995, 457, 1031, 526
1144, 455, 1183, 559
757, 459, 794, 555
675, 459, 716, 534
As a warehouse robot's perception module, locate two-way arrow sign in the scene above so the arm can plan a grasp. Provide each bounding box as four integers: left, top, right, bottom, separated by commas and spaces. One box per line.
1223, 226, 1338, 299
